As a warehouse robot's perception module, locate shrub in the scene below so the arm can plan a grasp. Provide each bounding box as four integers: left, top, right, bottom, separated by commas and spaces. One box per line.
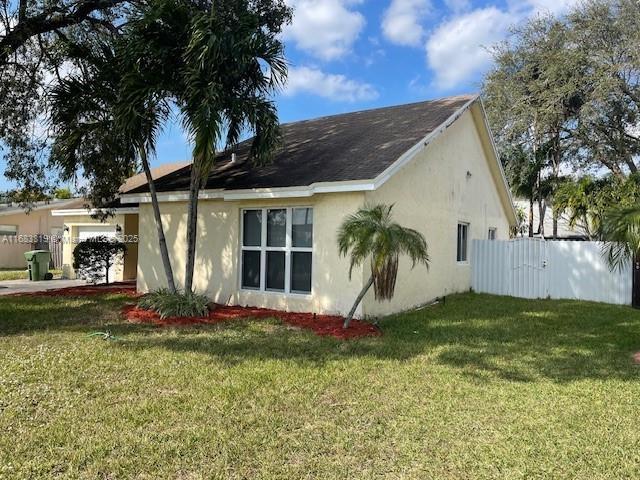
137, 288, 209, 319
73, 236, 127, 284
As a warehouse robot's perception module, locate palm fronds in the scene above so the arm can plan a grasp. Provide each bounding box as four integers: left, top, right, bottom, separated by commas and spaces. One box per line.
600, 204, 640, 271
338, 204, 430, 327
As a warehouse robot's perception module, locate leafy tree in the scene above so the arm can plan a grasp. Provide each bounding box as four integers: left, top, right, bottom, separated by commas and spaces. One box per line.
483, 15, 584, 237
568, 0, 640, 177
337, 204, 430, 329
0, 0, 130, 197
73, 236, 126, 284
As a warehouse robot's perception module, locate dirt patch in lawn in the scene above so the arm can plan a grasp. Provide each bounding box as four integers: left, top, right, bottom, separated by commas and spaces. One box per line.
11, 282, 138, 297
122, 304, 381, 340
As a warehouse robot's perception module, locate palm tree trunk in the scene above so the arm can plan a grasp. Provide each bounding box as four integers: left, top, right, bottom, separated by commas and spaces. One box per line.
343, 275, 374, 329
140, 148, 177, 293
184, 163, 201, 293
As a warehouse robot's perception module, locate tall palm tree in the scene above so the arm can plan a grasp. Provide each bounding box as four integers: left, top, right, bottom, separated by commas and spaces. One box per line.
337, 204, 430, 329
179, 2, 289, 292
50, 40, 178, 292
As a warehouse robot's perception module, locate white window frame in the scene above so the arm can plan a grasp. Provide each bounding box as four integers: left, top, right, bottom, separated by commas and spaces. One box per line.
488, 227, 497, 240
240, 207, 313, 296
457, 222, 469, 264
0, 224, 18, 236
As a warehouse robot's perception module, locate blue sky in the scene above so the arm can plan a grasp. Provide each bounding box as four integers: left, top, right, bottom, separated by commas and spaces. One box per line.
0, 0, 579, 191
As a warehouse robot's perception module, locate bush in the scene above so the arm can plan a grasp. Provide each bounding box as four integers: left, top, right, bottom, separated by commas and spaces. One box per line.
137, 288, 209, 319
73, 236, 127, 284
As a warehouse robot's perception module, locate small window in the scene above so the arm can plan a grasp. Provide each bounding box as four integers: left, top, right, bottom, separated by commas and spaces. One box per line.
0, 224, 17, 236
457, 223, 469, 262
488, 228, 497, 240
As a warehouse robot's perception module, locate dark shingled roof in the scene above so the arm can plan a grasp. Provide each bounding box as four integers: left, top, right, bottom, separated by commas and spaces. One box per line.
128, 94, 477, 194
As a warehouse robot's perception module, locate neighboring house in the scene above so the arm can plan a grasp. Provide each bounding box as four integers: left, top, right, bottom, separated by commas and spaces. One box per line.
0, 198, 80, 269
514, 200, 588, 240
121, 94, 517, 317
52, 162, 189, 282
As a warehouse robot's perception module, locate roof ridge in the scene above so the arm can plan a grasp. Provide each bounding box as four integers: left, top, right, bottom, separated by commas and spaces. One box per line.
279, 93, 478, 127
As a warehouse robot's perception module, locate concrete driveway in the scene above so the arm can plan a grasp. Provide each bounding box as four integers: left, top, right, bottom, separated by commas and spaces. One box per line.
0, 278, 87, 295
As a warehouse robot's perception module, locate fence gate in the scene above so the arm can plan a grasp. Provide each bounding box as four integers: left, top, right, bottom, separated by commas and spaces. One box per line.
510, 238, 548, 299
472, 238, 632, 305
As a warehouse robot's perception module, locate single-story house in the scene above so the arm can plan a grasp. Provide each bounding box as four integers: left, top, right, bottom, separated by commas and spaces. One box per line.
52, 162, 189, 282
118, 94, 516, 317
0, 198, 80, 269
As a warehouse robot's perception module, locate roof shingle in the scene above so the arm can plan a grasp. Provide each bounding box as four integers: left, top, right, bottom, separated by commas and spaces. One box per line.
128, 94, 477, 194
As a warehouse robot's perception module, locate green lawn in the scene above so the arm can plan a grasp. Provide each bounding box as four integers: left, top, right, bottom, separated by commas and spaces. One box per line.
1, 292, 639, 479
0, 268, 62, 281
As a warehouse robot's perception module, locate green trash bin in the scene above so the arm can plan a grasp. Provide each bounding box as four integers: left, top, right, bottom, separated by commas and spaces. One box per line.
24, 250, 51, 281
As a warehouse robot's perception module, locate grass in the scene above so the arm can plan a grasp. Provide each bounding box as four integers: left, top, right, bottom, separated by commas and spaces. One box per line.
0, 268, 62, 281
1, 292, 640, 479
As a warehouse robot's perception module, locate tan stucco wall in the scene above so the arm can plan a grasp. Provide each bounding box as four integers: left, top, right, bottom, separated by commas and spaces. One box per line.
0, 208, 64, 268
362, 106, 512, 317
137, 193, 367, 316
60, 213, 138, 282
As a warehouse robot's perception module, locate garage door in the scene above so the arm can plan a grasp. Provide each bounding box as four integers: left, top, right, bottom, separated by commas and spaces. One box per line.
76, 225, 119, 282
77, 225, 118, 241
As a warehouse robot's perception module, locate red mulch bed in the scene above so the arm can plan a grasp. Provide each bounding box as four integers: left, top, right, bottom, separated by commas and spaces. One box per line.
122, 303, 381, 340
11, 282, 138, 298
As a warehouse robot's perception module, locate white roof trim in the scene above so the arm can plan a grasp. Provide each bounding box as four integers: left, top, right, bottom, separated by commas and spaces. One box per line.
119, 95, 481, 205
50, 207, 140, 217
477, 97, 518, 224
0, 198, 81, 217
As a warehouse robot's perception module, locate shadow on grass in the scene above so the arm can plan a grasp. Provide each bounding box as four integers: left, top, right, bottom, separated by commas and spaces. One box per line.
2, 292, 640, 383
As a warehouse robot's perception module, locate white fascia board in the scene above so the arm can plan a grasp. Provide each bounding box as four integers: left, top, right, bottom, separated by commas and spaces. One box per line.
121, 181, 376, 203
51, 207, 140, 217
118, 97, 477, 204
477, 97, 518, 225
372, 95, 479, 190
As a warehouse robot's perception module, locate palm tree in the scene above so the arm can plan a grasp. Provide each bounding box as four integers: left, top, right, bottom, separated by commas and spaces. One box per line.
600, 204, 640, 271
337, 204, 430, 329
179, 3, 290, 293
50, 40, 178, 292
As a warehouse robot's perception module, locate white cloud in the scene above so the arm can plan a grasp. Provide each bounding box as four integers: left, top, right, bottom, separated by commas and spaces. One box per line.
284, 66, 379, 102
283, 0, 365, 60
425, 7, 517, 90
382, 0, 431, 47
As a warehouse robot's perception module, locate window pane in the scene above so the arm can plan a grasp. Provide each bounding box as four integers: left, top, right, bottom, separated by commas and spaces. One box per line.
242, 250, 261, 288
488, 228, 496, 240
292, 208, 313, 247
267, 209, 286, 247
291, 252, 312, 293
266, 251, 285, 291
243, 210, 262, 246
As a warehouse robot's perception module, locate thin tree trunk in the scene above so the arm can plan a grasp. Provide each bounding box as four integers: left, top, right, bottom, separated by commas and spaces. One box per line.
528, 197, 534, 238
538, 198, 546, 237
343, 275, 374, 329
184, 163, 201, 293
140, 148, 177, 293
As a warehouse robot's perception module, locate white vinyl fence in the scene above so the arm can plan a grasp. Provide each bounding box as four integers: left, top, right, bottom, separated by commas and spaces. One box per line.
472, 238, 632, 305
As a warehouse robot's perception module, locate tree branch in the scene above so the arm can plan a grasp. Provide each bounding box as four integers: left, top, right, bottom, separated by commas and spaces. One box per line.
0, 0, 127, 65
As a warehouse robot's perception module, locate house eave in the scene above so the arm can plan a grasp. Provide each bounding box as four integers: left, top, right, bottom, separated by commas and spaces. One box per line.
50, 207, 140, 217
